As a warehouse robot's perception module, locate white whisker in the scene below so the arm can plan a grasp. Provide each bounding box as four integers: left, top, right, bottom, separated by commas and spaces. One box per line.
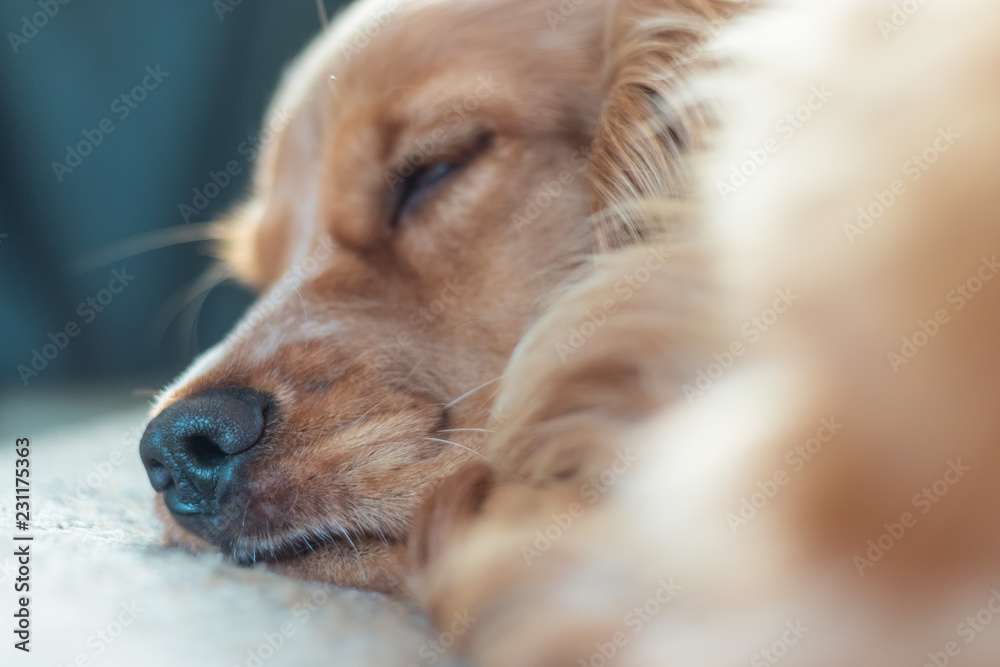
327, 516, 359, 555
444, 375, 504, 408
424, 437, 492, 463
401, 351, 429, 384
342, 396, 391, 430
293, 285, 309, 321
239, 499, 251, 541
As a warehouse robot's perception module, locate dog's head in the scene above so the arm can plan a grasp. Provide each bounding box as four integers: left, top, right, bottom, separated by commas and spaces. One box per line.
139, 0, 716, 595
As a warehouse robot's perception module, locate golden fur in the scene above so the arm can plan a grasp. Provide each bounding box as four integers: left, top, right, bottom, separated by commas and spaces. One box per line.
413, 0, 1000, 665
145, 0, 1000, 662
148, 0, 733, 595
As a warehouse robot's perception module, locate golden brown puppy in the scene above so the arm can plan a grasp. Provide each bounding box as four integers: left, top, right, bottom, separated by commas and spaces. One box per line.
143, 0, 1000, 662
139, 0, 733, 595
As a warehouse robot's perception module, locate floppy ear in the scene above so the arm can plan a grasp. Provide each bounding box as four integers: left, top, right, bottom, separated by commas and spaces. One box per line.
218, 199, 291, 291
589, 0, 741, 249
407, 461, 494, 595
218, 89, 326, 289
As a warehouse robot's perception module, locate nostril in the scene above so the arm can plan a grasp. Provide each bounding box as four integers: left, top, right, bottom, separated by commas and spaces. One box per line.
145, 458, 173, 492
185, 435, 227, 469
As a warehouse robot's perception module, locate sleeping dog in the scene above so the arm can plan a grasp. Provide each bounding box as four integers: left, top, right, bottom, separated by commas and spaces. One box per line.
141, 0, 1000, 664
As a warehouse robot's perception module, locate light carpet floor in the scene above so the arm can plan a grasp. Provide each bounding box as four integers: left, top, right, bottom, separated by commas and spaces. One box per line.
0, 388, 457, 667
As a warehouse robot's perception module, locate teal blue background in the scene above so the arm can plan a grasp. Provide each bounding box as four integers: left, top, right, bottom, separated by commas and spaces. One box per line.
0, 0, 348, 389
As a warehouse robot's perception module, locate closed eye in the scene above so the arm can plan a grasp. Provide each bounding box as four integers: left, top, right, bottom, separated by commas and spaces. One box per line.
389, 131, 493, 228
392, 162, 460, 225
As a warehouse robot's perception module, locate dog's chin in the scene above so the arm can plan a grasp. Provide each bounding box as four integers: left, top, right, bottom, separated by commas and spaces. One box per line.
222, 526, 398, 569
266, 537, 410, 596
155, 495, 216, 553
154, 494, 409, 595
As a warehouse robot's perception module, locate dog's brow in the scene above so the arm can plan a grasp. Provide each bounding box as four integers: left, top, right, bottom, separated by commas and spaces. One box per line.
391, 122, 492, 170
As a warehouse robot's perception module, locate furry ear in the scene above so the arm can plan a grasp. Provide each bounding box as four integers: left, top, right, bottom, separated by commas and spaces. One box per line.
589, 0, 743, 250
406, 462, 494, 599
217, 200, 285, 290
216, 82, 327, 289
484, 243, 714, 486
215, 126, 307, 289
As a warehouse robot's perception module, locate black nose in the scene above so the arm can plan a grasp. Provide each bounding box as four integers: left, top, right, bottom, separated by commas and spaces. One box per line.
140, 390, 268, 516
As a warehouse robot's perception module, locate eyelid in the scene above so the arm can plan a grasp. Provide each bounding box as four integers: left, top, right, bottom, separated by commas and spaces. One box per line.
387, 130, 494, 227
391, 128, 494, 181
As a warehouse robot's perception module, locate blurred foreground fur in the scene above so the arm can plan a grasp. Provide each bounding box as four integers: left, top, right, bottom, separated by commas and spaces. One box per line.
413, 0, 1000, 665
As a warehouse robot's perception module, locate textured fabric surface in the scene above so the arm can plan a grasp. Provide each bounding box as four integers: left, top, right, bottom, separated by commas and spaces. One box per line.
0, 390, 451, 667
